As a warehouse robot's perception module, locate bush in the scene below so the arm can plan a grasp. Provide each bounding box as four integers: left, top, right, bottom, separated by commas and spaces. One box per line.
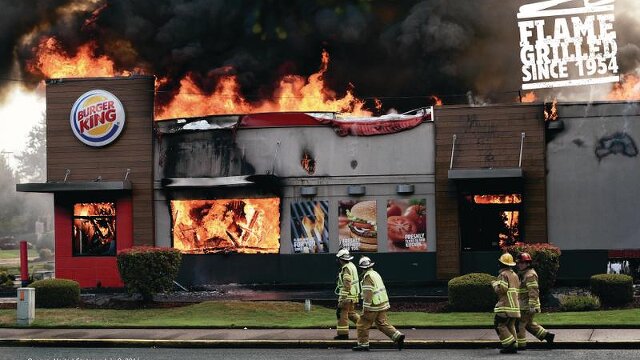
29, 278, 80, 308
590, 274, 634, 307
117, 246, 182, 302
504, 242, 561, 296
38, 248, 53, 261
560, 294, 600, 312
0, 271, 13, 288
448, 273, 496, 311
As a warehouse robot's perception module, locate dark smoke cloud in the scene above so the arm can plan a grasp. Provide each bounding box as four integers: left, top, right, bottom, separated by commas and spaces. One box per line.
4, 0, 640, 108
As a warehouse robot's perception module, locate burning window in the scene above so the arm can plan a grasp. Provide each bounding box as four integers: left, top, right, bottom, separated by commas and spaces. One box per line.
459, 194, 522, 251
171, 198, 281, 254
72, 202, 116, 256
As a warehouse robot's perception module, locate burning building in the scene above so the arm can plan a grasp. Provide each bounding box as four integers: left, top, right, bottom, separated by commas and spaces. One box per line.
15, 75, 640, 287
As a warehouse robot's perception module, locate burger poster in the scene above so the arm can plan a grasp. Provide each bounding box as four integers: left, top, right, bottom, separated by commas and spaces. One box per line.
387, 199, 427, 252
338, 200, 378, 252
290, 201, 329, 253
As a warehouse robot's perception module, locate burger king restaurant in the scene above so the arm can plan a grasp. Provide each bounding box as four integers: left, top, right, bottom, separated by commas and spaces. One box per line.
17, 76, 634, 288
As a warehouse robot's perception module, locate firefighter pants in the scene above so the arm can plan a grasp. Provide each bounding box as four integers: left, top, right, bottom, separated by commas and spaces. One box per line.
517, 312, 547, 347
356, 310, 403, 346
494, 314, 518, 348
336, 300, 360, 336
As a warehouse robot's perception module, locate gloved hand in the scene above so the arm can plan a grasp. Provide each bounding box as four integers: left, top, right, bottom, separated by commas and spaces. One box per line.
491, 281, 499, 288
338, 299, 346, 308
529, 307, 536, 314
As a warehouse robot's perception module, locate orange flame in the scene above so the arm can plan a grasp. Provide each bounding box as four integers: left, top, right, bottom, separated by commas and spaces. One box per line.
544, 99, 558, 121
520, 91, 537, 103
473, 194, 522, 204
73, 202, 115, 216
171, 198, 281, 254
156, 50, 372, 119
608, 74, 640, 101
431, 95, 443, 106
27, 37, 136, 78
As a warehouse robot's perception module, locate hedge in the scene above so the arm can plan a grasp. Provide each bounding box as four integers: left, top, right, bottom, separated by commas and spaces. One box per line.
117, 246, 182, 302
448, 273, 496, 312
560, 294, 600, 312
504, 242, 561, 295
590, 274, 633, 307
29, 278, 80, 308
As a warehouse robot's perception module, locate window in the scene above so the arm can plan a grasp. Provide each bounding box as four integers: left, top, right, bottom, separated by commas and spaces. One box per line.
72, 202, 116, 256
459, 194, 522, 251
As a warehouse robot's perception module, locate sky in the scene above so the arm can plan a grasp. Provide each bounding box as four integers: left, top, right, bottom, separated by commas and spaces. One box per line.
0, 0, 639, 170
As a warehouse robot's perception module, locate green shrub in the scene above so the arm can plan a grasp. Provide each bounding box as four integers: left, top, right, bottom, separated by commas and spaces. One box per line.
504, 242, 561, 296
590, 274, 633, 307
29, 278, 80, 308
448, 273, 496, 311
38, 248, 53, 261
117, 246, 182, 302
0, 271, 13, 288
560, 294, 600, 311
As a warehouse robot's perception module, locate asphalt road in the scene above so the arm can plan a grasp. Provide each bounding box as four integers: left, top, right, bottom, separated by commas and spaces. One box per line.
4, 348, 640, 360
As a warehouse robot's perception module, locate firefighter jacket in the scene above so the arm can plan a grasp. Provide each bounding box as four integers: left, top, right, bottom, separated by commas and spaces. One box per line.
335, 262, 360, 302
360, 268, 390, 312
493, 268, 521, 318
518, 267, 541, 312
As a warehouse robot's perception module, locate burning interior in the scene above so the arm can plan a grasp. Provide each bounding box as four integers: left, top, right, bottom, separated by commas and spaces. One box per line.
72, 202, 116, 256
460, 194, 522, 250
171, 198, 281, 254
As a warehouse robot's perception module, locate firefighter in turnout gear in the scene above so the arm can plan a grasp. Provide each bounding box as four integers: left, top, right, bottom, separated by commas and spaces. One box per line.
334, 249, 360, 340
516, 252, 555, 349
352, 256, 405, 352
492, 253, 521, 354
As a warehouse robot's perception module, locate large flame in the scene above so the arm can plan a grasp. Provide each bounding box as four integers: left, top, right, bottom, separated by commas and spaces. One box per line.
155, 50, 371, 119
27, 37, 135, 78
608, 74, 640, 101
544, 99, 558, 121
473, 194, 522, 204
171, 198, 281, 254
520, 91, 537, 103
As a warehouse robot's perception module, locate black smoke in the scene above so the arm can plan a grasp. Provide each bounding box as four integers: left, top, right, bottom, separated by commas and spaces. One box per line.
4, 0, 640, 109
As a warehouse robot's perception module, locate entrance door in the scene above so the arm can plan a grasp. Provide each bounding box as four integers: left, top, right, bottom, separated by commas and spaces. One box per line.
459, 194, 522, 251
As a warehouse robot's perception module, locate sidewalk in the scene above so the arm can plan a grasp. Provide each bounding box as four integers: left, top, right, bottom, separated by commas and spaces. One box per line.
0, 328, 639, 349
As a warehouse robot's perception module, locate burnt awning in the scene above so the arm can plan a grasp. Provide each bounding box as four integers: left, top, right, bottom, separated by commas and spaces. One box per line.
160, 174, 281, 189
16, 181, 132, 193
448, 168, 523, 180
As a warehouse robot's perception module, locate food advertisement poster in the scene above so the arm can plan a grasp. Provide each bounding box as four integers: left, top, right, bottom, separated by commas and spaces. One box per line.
338, 200, 378, 252
387, 199, 427, 252
290, 201, 329, 253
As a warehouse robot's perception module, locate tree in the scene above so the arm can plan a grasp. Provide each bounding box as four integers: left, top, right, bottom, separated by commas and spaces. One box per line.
0, 153, 25, 234
15, 114, 46, 182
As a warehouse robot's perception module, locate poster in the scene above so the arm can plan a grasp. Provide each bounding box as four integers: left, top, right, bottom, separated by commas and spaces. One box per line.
387, 199, 427, 252
338, 200, 378, 252
290, 201, 329, 253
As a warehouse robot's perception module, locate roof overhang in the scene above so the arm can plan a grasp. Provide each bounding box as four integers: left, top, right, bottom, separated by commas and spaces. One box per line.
160, 174, 281, 189
448, 168, 523, 180
16, 181, 132, 193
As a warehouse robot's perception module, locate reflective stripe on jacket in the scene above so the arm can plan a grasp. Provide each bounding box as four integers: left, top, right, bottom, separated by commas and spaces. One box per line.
335, 262, 360, 301
360, 269, 390, 312
518, 267, 541, 310
493, 268, 521, 318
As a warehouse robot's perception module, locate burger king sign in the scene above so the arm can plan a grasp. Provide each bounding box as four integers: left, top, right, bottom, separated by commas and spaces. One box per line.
70, 90, 125, 147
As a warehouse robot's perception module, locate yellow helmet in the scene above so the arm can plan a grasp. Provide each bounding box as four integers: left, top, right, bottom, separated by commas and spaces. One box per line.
498, 253, 516, 266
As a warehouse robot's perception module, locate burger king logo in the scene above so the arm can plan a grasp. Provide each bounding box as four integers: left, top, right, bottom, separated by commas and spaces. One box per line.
70, 90, 125, 147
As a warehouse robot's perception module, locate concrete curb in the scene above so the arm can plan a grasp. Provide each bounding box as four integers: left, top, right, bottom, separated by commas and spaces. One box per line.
1, 339, 640, 349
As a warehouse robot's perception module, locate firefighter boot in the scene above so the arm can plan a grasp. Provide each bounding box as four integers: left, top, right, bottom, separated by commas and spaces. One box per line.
545, 332, 555, 345
396, 334, 405, 350
499, 343, 518, 354
352, 345, 370, 352
333, 334, 349, 340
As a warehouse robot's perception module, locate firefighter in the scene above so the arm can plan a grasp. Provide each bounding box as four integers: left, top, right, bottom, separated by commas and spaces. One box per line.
516, 252, 555, 349
334, 248, 360, 340
492, 253, 521, 354
352, 256, 405, 352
